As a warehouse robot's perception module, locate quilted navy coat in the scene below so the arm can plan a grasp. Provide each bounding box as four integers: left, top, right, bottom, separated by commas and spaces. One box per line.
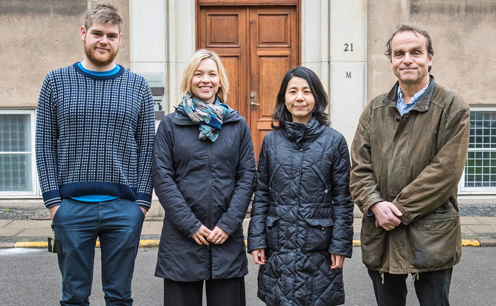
248, 118, 354, 306
153, 104, 255, 281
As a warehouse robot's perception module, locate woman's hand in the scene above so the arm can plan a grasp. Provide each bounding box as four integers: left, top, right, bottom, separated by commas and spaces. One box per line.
207, 226, 229, 244
192, 225, 212, 245
252, 249, 266, 265
330, 254, 345, 269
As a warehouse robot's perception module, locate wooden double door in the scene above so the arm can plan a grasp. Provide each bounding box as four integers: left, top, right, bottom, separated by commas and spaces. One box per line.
197, 2, 300, 159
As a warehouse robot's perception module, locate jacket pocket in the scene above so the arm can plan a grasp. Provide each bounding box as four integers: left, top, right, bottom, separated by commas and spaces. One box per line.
268, 164, 281, 202
311, 164, 331, 202
360, 216, 387, 269
304, 217, 334, 252
408, 214, 461, 270
266, 215, 281, 251
410, 218, 457, 234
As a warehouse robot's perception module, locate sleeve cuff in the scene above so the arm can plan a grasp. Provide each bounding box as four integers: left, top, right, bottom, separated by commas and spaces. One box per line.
247, 235, 267, 253
137, 193, 152, 209
363, 194, 384, 216
186, 222, 203, 238
216, 214, 239, 235
392, 199, 411, 224
43, 190, 62, 208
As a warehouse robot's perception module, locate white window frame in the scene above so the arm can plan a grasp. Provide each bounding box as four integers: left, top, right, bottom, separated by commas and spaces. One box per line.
0, 109, 39, 197
458, 106, 496, 195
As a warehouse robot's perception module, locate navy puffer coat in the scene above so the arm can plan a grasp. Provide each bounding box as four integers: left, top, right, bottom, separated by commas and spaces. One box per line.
153, 104, 255, 281
248, 118, 354, 306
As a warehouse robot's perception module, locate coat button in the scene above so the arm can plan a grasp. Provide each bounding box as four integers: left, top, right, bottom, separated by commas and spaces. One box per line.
324, 189, 328, 193
395, 118, 400, 122
321, 227, 325, 231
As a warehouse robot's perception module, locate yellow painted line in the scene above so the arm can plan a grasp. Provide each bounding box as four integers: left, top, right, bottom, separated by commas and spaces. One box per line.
11, 239, 481, 249
139, 240, 159, 247
462, 239, 480, 247
12, 240, 161, 249
352, 239, 479, 247
14, 241, 48, 248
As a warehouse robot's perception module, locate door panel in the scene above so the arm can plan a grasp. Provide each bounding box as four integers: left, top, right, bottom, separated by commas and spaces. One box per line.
258, 14, 290, 46
207, 15, 240, 47
259, 56, 289, 117
198, 7, 248, 120
249, 7, 299, 157
198, 4, 300, 160
221, 56, 241, 113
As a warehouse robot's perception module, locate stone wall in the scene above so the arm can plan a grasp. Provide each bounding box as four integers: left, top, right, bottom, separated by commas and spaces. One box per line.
0, 0, 130, 108
367, 0, 496, 105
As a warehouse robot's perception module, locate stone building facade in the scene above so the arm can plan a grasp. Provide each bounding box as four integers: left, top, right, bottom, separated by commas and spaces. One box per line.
1, 0, 495, 211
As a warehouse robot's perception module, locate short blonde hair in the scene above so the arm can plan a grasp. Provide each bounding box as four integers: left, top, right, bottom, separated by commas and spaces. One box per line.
180, 49, 230, 102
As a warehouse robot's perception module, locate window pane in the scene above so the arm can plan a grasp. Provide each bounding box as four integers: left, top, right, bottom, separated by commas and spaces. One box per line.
0, 114, 31, 152
466, 110, 496, 187
0, 154, 32, 191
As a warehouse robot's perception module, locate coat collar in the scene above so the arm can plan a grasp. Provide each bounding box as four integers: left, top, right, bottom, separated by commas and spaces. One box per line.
383, 75, 436, 114
283, 117, 326, 147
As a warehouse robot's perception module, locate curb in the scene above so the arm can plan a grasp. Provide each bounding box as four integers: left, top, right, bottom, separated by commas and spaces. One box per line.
2, 240, 161, 249
0, 238, 491, 249
351, 239, 482, 247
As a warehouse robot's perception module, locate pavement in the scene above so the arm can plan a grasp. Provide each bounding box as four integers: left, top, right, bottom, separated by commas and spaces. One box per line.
1, 204, 496, 248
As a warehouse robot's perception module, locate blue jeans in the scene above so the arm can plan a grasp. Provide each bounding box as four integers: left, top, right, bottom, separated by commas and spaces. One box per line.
53, 198, 145, 306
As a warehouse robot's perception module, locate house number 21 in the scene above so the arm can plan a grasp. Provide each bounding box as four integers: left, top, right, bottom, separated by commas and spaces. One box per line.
344, 43, 353, 51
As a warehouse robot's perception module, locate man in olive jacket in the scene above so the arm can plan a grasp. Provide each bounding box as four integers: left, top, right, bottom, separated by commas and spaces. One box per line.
350, 24, 470, 306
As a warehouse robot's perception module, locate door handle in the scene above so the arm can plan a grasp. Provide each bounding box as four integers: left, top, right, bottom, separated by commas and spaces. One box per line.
250, 92, 259, 110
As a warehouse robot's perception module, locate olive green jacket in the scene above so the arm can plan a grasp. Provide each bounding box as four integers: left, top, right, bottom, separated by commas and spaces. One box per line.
350, 77, 470, 274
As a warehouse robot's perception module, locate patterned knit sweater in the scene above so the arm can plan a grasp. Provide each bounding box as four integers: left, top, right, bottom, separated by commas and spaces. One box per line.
36, 63, 155, 209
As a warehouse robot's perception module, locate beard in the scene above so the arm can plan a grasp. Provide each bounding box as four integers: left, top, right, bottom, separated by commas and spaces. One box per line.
84, 40, 118, 67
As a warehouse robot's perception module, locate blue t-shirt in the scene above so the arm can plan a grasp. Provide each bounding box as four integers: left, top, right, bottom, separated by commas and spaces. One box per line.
77, 62, 121, 76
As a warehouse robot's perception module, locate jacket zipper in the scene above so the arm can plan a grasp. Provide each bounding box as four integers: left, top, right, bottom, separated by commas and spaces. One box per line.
207, 142, 212, 280
207, 143, 213, 229
294, 147, 305, 302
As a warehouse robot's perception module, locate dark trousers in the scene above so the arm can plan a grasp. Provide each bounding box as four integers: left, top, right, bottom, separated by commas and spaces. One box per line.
163, 277, 246, 306
368, 268, 453, 306
53, 198, 145, 306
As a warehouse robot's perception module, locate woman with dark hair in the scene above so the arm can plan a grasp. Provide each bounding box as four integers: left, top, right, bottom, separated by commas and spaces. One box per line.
248, 66, 354, 305
271, 66, 330, 129
153, 49, 255, 306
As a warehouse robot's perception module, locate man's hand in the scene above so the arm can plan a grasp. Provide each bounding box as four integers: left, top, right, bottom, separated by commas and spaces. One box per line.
48, 205, 60, 220
207, 226, 229, 244
192, 225, 212, 246
330, 254, 345, 269
370, 201, 403, 231
252, 248, 266, 265
140, 207, 147, 217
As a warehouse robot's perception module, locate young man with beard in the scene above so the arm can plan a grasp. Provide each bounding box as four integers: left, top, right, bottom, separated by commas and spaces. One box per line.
36, 5, 154, 305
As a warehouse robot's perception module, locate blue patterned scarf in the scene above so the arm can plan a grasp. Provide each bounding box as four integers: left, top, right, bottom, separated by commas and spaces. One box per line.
182, 93, 229, 142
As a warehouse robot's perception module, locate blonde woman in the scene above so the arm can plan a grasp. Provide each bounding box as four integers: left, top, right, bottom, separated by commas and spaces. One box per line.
152, 49, 256, 306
